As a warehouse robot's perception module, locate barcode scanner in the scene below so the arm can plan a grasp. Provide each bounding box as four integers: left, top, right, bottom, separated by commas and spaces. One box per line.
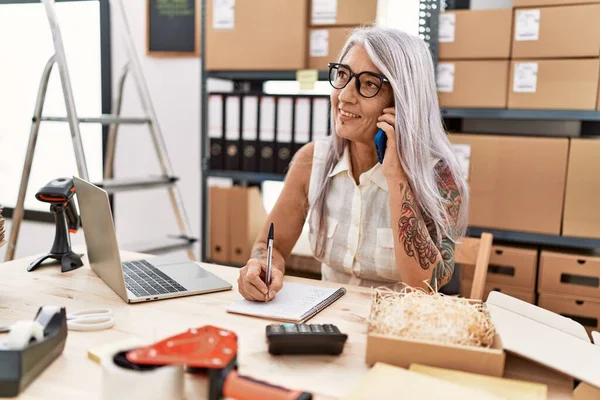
28, 178, 83, 273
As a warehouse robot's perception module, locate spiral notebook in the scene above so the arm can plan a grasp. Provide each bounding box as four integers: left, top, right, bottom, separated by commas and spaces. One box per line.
226, 282, 347, 323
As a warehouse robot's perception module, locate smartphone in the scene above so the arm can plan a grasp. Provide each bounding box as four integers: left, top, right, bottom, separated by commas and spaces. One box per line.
374, 128, 387, 164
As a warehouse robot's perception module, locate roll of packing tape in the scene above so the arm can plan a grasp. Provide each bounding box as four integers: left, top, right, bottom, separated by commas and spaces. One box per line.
0, 321, 44, 350
102, 350, 184, 400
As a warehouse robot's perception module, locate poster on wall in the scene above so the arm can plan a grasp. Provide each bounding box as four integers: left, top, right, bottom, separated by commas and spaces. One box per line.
147, 0, 200, 57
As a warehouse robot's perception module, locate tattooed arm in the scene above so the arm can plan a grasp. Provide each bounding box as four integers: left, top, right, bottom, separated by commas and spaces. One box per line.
387, 162, 462, 291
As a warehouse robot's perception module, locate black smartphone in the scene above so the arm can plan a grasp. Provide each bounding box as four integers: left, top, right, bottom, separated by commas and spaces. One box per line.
374, 128, 387, 164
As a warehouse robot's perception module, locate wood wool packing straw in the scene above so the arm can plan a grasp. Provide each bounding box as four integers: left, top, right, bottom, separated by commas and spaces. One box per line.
368, 286, 496, 348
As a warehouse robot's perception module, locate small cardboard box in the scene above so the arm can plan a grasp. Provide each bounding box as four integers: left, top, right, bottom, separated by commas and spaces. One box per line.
563, 139, 600, 239
206, 0, 307, 70
460, 279, 536, 304
461, 245, 538, 290
538, 293, 600, 337
309, 0, 377, 26
308, 27, 353, 71
508, 58, 600, 110
485, 291, 600, 391
513, 0, 600, 7
448, 134, 569, 235
438, 9, 512, 60
437, 61, 509, 108
539, 250, 600, 299
365, 331, 506, 378
511, 4, 600, 59
366, 297, 506, 377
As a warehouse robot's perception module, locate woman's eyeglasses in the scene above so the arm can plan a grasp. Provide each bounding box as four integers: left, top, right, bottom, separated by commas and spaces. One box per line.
328, 63, 389, 98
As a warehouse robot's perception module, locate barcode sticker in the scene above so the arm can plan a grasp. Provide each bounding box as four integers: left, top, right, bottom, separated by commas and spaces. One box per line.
513, 62, 538, 93
439, 13, 456, 43
451, 144, 471, 180
515, 9, 540, 41
310, 30, 329, 57
436, 63, 455, 93
213, 0, 235, 30
312, 0, 337, 24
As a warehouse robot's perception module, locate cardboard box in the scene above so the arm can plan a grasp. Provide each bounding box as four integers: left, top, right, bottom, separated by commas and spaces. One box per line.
206, 0, 307, 70
461, 280, 536, 304
508, 59, 600, 110
575, 382, 600, 400
538, 293, 600, 337
461, 245, 538, 290
209, 186, 230, 263
228, 186, 267, 265
448, 134, 569, 235
310, 0, 377, 26
563, 139, 600, 239
437, 61, 509, 108
308, 27, 353, 70
366, 329, 506, 378
511, 5, 600, 58
539, 250, 600, 299
438, 9, 512, 60
485, 291, 600, 392
513, 0, 600, 7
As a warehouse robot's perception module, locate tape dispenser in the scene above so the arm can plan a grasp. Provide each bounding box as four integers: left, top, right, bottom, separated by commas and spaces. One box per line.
126, 325, 312, 400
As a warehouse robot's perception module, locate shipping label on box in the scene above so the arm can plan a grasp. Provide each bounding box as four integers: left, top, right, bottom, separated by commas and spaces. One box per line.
515, 9, 540, 41
213, 0, 235, 30
450, 144, 471, 180
436, 63, 455, 93
513, 62, 538, 93
310, 29, 329, 57
438, 13, 456, 43
312, 0, 337, 24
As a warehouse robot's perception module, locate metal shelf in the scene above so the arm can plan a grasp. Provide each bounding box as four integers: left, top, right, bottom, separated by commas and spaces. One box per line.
467, 227, 600, 250
207, 70, 329, 81
441, 108, 600, 121
206, 169, 286, 182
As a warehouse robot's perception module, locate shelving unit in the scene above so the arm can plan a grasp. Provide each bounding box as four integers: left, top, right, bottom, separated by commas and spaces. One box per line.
199, 0, 600, 267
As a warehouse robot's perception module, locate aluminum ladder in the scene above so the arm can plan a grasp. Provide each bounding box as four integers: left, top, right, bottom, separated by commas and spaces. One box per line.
4, 0, 197, 261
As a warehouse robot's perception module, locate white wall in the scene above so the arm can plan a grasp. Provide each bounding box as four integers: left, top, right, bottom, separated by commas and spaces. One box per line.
110, 1, 201, 259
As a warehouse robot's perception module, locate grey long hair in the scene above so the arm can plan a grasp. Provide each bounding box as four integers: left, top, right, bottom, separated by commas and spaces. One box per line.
309, 26, 469, 260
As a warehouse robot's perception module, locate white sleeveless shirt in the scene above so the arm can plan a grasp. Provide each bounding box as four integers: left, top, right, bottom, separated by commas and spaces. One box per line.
307, 137, 402, 289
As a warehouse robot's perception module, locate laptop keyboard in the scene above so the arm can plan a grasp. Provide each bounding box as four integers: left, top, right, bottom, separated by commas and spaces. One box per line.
122, 260, 187, 298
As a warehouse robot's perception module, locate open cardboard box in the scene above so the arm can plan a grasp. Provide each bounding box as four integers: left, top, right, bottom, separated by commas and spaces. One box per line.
365, 298, 506, 377
366, 291, 600, 394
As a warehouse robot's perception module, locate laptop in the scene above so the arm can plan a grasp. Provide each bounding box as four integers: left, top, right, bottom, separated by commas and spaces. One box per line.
72, 176, 232, 303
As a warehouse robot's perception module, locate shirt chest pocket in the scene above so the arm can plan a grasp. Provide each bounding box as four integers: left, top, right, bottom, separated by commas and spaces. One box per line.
323, 217, 339, 264
374, 228, 402, 281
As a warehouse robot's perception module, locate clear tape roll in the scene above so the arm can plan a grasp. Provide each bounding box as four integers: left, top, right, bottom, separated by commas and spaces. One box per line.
101, 350, 184, 400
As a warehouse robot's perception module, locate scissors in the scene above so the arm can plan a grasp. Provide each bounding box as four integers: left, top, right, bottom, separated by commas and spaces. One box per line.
66, 308, 114, 332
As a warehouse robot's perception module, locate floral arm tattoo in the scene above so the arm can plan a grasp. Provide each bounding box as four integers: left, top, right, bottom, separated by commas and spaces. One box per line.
397, 163, 462, 288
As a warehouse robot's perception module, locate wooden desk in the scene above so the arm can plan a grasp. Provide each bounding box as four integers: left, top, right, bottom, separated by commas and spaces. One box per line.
0, 252, 575, 399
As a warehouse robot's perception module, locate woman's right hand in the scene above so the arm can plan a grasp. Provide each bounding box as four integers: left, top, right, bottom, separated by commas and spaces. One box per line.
237, 258, 284, 302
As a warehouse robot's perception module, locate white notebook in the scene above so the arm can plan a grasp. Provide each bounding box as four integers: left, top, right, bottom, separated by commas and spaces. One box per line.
226, 282, 347, 323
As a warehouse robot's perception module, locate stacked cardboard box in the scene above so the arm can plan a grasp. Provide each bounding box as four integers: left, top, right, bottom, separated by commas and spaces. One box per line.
209, 185, 267, 266
436, 9, 512, 108
205, 0, 378, 71
460, 245, 538, 303
538, 250, 600, 338
307, 0, 377, 70
509, 1, 600, 109
448, 134, 569, 235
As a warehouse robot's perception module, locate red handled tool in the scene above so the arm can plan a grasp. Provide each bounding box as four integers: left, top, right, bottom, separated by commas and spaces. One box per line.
126, 325, 312, 400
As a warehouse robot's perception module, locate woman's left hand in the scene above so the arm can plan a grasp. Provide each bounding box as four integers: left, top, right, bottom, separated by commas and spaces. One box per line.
377, 108, 406, 180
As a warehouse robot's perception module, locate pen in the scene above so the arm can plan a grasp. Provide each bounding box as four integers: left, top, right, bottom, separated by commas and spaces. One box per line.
266, 222, 274, 297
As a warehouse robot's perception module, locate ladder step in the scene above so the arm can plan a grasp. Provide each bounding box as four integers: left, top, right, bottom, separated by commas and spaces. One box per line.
122, 235, 198, 255
39, 115, 150, 124
95, 176, 178, 193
